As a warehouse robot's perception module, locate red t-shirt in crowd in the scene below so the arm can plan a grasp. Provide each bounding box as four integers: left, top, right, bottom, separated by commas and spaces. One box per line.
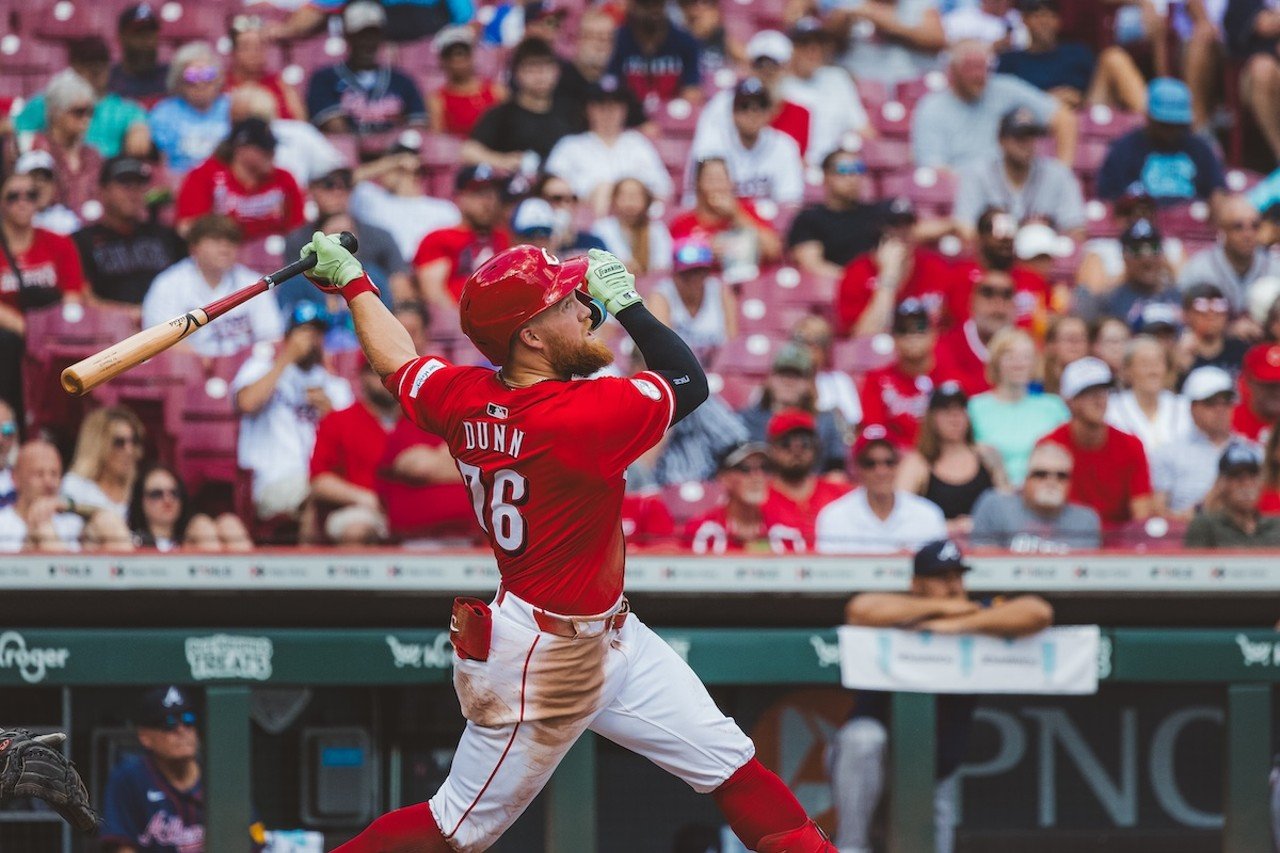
620, 492, 676, 545
933, 320, 993, 397
836, 247, 961, 336
1038, 423, 1152, 524
772, 101, 811, 159
0, 228, 85, 312
310, 401, 397, 490
1258, 489, 1280, 515
762, 479, 851, 548
439, 82, 503, 137
1231, 401, 1272, 444
387, 353, 677, 614
413, 225, 513, 303
858, 362, 936, 448
668, 200, 775, 244
375, 418, 478, 541
948, 261, 1052, 332
176, 157, 306, 241
683, 505, 806, 554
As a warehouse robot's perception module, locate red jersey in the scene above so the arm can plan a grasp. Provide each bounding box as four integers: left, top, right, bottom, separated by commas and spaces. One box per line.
310, 401, 396, 490
668, 200, 775, 244
620, 492, 676, 545
683, 505, 806, 554
772, 101, 810, 159
375, 419, 477, 540
762, 480, 851, 547
413, 226, 513, 303
1259, 488, 1280, 515
933, 320, 993, 397
949, 261, 1052, 333
0, 228, 84, 311
176, 157, 305, 241
836, 247, 961, 336
858, 362, 935, 448
1231, 401, 1272, 444
388, 355, 677, 614
439, 82, 502, 136
226, 73, 299, 120
1038, 423, 1152, 524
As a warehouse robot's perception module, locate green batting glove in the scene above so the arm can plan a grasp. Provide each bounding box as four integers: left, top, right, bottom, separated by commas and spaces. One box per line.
301, 231, 364, 288
585, 248, 642, 316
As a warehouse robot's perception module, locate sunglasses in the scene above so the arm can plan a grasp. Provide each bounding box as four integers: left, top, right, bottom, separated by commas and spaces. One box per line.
1190, 297, 1229, 313
144, 487, 180, 501
0, 420, 14, 437
831, 160, 865, 176
67, 105, 94, 119
157, 711, 198, 730
774, 433, 817, 450
3, 189, 38, 204
1124, 243, 1161, 258
543, 193, 576, 205
111, 435, 141, 450
314, 177, 352, 191
182, 65, 221, 84
1028, 469, 1070, 481
731, 461, 775, 475
858, 455, 899, 470
976, 285, 1015, 300
733, 101, 769, 113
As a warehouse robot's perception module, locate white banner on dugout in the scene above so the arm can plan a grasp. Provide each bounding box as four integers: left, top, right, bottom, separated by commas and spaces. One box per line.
837, 625, 1100, 695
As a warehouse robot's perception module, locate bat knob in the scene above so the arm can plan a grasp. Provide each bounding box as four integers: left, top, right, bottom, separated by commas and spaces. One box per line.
338, 231, 359, 255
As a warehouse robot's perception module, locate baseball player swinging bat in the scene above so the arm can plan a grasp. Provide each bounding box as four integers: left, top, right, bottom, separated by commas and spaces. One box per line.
59, 231, 360, 397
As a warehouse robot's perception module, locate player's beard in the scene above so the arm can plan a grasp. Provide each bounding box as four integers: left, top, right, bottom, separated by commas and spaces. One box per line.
544, 331, 615, 378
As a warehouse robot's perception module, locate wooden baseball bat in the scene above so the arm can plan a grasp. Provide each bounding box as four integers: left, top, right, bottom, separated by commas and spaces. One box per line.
60, 231, 359, 397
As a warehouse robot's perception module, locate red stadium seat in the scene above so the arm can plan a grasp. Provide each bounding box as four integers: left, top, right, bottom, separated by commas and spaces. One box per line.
869, 100, 913, 140
857, 136, 911, 180
660, 480, 725, 527
879, 167, 958, 214
710, 334, 786, 376
831, 335, 896, 375
1078, 106, 1144, 142
1157, 202, 1217, 242
709, 371, 760, 410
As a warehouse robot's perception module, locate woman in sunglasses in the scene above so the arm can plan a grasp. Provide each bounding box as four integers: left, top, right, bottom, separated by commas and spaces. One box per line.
29, 70, 103, 219
127, 463, 253, 551
60, 407, 145, 520
148, 42, 230, 176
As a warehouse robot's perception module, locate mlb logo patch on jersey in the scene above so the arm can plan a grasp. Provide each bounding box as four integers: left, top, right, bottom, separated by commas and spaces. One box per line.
487, 403, 509, 419
409, 359, 447, 399
630, 378, 662, 401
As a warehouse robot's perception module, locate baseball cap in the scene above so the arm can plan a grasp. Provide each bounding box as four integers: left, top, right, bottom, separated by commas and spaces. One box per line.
1219, 441, 1263, 475
913, 538, 971, 577
1018, 0, 1059, 11
719, 441, 770, 470
928, 380, 967, 409
1135, 302, 1182, 334
746, 30, 793, 64
455, 163, 504, 192
733, 77, 771, 110
137, 685, 197, 729
1148, 77, 1192, 125
672, 237, 716, 272
1243, 343, 1280, 383
884, 196, 918, 226
1014, 223, 1072, 260
433, 24, 474, 53
767, 408, 817, 441
118, 3, 159, 31
343, 0, 387, 34
1181, 282, 1229, 310
1182, 365, 1236, 403
1059, 356, 1114, 400
1120, 217, 1162, 250
892, 298, 931, 333
771, 341, 814, 376
511, 197, 556, 237
586, 75, 630, 103
99, 156, 152, 185
999, 107, 1047, 138
288, 300, 332, 332
227, 117, 277, 153
852, 423, 894, 459
14, 150, 55, 176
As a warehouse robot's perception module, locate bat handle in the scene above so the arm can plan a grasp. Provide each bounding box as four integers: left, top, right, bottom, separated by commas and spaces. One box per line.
263, 231, 359, 288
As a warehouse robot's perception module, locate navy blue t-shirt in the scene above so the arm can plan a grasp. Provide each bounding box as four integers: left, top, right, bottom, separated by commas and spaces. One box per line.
997, 43, 1096, 94
1096, 128, 1226, 202
307, 64, 428, 134
606, 24, 702, 105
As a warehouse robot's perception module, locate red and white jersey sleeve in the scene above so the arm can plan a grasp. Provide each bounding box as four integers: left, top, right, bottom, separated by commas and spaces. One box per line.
386, 354, 466, 436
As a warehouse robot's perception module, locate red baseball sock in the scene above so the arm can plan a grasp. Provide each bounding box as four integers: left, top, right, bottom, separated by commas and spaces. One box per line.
329, 803, 452, 853
712, 758, 812, 850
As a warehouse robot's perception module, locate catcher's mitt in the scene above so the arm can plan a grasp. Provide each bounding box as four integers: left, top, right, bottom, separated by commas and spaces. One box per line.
0, 730, 98, 833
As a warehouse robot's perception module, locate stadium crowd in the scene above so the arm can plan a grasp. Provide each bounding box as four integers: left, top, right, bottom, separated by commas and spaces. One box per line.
4, 0, 1280, 553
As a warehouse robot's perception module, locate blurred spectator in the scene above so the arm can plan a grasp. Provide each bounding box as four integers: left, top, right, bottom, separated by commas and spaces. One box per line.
73, 157, 185, 313
832, 538, 1053, 851
350, 133, 463, 261
510, 197, 558, 252
307, 2, 428, 135
545, 76, 672, 215
1183, 3, 1227, 132
1185, 442, 1280, 546
816, 425, 947, 553
1105, 335, 1189, 456
969, 328, 1069, 484
1179, 195, 1280, 312
688, 78, 804, 206
375, 413, 474, 541
311, 359, 400, 544
429, 26, 507, 137
1078, 187, 1186, 295
655, 393, 748, 485
837, 198, 960, 335
740, 343, 848, 472
14, 37, 150, 160
686, 442, 806, 553
127, 463, 251, 551
997, 0, 1146, 112
669, 157, 782, 269
649, 237, 736, 362
233, 304, 354, 523
176, 118, 305, 241
954, 208, 1057, 331
1042, 314, 1090, 394
531, 173, 609, 256
934, 269, 1017, 396
272, 0, 472, 43
1038, 357, 1155, 523
61, 407, 143, 519
1175, 283, 1248, 383
228, 85, 349, 190
781, 18, 872, 167
481, 0, 566, 48
788, 149, 883, 279
1152, 366, 1242, 519
148, 43, 231, 176
793, 314, 862, 427
1096, 78, 1227, 203
142, 216, 283, 357
0, 170, 86, 315
28, 70, 104, 219
1259, 425, 1280, 512
762, 410, 852, 546
621, 487, 676, 545
911, 40, 1075, 172
16, 150, 79, 236
1089, 315, 1133, 375
859, 300, 939, 447
1016, 221, 1076, 290
1223, 0, 1280, 164
0, 399, 15, 506
464, 38, 572, 172
678, 0, 745, 71
970, 441, 1101, 550
898, 382, 1006, 537
829, 0, 946, 86
592, 178, 674, 274
108, 4, 169, 108
608, 0, 703, 107
953, 107, 1086, 239
413, 165, 510, 309
944, 0, 1028, 48
1235, 343, 1280, 441
0, 440, 130, 552
556, 10, 647, 134
226, 14, 305, 122
1097, 218, 1181, 325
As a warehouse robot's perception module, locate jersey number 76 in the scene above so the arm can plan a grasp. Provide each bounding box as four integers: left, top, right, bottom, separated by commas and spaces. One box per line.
457, 462, 529, 556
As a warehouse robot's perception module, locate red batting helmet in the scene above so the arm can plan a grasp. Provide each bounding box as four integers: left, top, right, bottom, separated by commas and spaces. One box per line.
459, 245, 600, 365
